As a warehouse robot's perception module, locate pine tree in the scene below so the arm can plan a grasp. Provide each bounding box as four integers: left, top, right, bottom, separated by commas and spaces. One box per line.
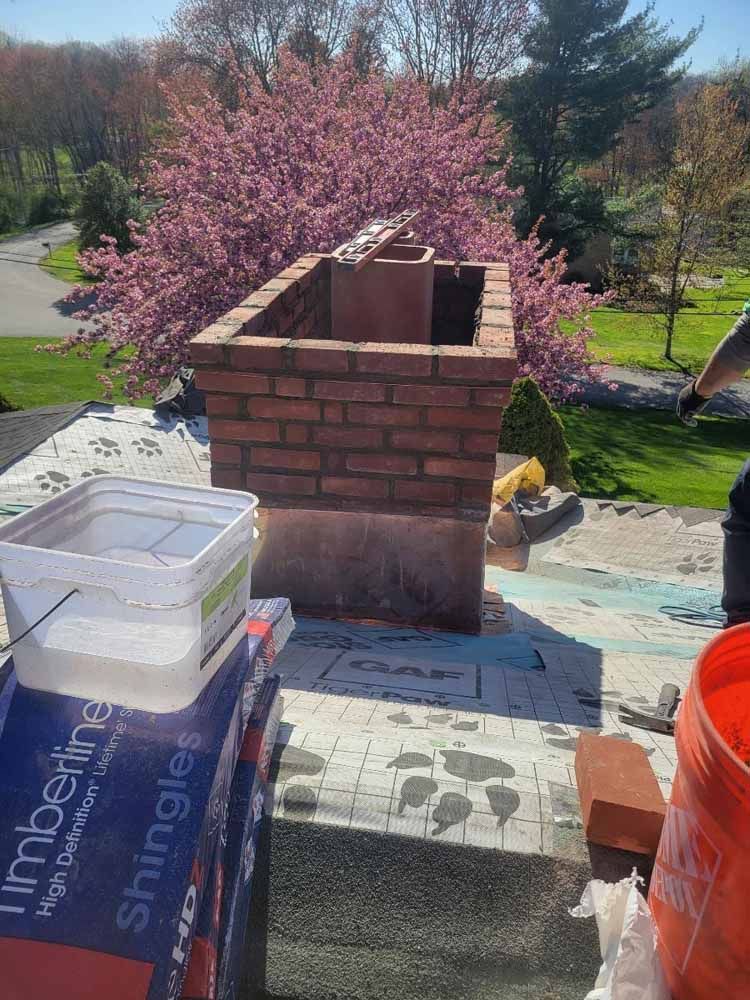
498, 377, 577, 490
499, 0, 699, 254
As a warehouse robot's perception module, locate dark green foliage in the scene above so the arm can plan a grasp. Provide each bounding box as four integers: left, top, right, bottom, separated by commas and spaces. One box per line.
75, 162, 141, 253
27, 189, 69, 226
0, 391, 15, 413
525, 176, 609, 263
0, 186, 17, 232
499, 377, 577, 490
498, 0, 699, 256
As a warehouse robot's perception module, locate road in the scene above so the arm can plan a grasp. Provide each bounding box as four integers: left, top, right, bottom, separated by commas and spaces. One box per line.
0, 221, 87, 338
576, 364, 750, 418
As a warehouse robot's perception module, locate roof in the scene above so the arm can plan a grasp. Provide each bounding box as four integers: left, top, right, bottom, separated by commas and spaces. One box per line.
0, 402, 210, 506
0, 401, 97, 471
0, 401, 722, 872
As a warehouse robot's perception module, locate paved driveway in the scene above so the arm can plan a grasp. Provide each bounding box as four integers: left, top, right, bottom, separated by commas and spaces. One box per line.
576, 364, 750, 418
0, 222, 88, 338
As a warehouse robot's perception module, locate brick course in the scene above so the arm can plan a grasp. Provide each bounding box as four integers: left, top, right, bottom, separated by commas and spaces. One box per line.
191, 252, 517, 518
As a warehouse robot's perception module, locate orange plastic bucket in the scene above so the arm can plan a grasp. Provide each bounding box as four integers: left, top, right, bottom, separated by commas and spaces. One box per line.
649, 623, 750, 998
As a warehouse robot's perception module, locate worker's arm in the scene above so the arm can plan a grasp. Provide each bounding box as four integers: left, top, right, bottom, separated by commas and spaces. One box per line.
677, 310, 750, 424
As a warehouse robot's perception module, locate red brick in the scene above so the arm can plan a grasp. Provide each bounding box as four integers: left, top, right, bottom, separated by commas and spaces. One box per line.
296, 253, 327, 270
189, 324, 233, 364
437, 347, 517, 381
275, 376, 308, 397
241, 288, 284, 313
248, 397, 321, 421
295, 262, 323, 290
262, 277, 300, 306
426, 407, 501, 431
483, 292, 512, 308
197, 371, 271, 394
390, 429, 460, 453
247, 472, 317, 496
324, 402, 344, 423
483, 278, 511, 293
462, 432, 498, 455
346, 454, 417, 475
576, 733, 666, 855
348, 404, 420, 427
286, 424, 310, 444
229, 337, 289, 371
206, 395, 240, 417
314, 427, 383, 448
392, 385, 470, 407
296, 314, 316, 338
473, 387, 511, 407
462, 483, 491, 504
321, 477, 389, 499
210, 442, 241, 464
394, 481, 457, 503
276, 266, 309, 282
420, 505, 466, 518
479, 306, 514, 329
218, 306, 268, 333
291, 341, 351, 373
211, 467, 243, 490
190, 341, 225, 365
424, 457, 495, 480
277, 265, 319, 292
208, 419, 281, 443
250, 447, 320, 471
325, 452, 346, 474
356, 343, 434, 377
274, 310, 294, 336
477, 326, 515, 349
313, 381, 386, 402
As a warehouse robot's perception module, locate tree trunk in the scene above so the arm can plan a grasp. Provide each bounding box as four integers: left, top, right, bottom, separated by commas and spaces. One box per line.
663, 244, 684, 363
664, 311, 675, 361
47, 146, 61, 196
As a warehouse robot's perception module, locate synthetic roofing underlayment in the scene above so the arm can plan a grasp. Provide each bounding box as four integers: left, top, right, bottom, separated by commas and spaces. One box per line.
0, 403, 722, 859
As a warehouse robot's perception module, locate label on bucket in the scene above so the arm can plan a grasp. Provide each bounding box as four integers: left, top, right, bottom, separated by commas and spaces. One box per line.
650, 802, 722, 973
200, 556, 249, 669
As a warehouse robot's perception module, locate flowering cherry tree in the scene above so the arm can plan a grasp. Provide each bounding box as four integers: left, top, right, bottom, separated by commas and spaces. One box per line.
57, 54, 605, 401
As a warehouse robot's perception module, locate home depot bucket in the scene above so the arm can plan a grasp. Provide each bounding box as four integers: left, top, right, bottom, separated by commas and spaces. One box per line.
649, 623, 750, 999
0, 476, 257, 713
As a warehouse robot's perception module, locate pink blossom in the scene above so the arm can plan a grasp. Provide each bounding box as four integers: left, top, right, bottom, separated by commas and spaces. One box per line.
55, 54, 605, 402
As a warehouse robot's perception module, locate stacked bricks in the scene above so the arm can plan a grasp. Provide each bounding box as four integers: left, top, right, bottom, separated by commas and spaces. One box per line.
191, 255, 516, 521
191, 254, 332, 356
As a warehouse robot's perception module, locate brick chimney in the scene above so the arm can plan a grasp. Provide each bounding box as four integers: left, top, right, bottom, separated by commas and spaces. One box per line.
190, 253, 516, 631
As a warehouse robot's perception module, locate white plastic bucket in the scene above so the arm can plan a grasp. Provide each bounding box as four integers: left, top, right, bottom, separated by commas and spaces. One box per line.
0, 476, 258, 712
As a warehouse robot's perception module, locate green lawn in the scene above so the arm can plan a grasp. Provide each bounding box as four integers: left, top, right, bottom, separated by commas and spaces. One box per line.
577, 271, 750, 373
39, 238, 90, 284
559, 404, 746, 508
0, 338, 151, 411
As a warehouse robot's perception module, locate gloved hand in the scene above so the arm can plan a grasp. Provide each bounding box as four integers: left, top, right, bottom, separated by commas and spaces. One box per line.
677, 380, 711, 427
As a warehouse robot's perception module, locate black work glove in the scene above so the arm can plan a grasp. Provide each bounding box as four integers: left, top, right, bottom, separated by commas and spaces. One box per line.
676, 380, 711, 427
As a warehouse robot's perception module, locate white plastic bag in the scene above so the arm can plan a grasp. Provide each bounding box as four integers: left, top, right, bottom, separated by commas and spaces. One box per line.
569, 869, 669, 1000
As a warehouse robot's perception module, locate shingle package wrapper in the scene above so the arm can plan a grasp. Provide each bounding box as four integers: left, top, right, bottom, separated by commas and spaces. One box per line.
218, 675, 282, 1000
181, 675, 283, 1000
0, 597, 292, 1000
